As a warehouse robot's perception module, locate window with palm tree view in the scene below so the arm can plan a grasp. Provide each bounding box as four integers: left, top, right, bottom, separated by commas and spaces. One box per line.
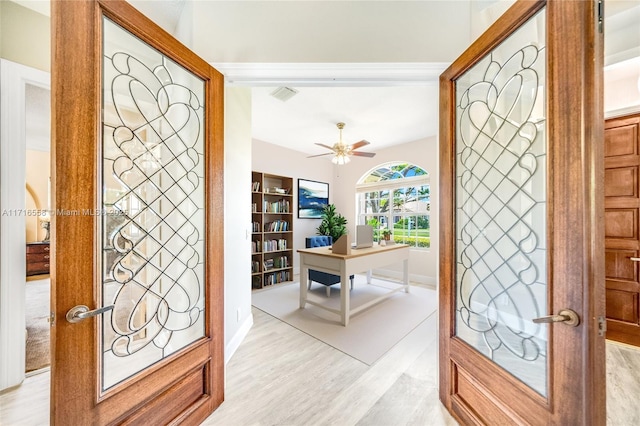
356, 163, 430, 248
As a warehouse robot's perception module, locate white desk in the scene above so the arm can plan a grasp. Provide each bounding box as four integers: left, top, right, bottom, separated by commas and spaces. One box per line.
297, 243, 410, 326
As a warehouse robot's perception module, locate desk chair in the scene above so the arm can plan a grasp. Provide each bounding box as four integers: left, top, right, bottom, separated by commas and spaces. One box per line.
305, 236, 354, 297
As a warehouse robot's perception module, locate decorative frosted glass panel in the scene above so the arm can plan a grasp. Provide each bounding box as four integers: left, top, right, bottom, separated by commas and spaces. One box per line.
454, 10, 547, 396
101, 18, 205, 391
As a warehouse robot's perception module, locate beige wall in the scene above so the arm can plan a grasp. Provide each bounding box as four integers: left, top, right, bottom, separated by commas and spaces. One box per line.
605, 73, 640, 114
25, 149, 50, 242
0, 1, 50, 72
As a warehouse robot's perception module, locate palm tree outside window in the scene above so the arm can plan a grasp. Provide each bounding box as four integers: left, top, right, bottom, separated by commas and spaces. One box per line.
356, 162, 430, 248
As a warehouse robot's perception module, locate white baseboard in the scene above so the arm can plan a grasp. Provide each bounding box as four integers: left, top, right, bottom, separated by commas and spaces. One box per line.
225, 313, 253, 364
372, 268, 435, 288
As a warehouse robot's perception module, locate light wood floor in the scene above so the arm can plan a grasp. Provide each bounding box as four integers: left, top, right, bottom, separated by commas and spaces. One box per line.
202, 308, 454, 426
1, 308, 640, 425
606, 340, 640, 425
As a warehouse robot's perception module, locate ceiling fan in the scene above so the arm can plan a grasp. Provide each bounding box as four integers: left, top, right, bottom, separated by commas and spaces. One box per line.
307, 122, 376, 165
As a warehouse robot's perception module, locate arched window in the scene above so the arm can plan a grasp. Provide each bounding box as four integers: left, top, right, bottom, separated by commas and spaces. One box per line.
356, 162, 430, 248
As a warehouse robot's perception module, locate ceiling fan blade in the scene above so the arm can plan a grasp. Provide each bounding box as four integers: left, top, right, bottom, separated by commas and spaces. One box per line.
350, 140, 370, 150
351, 151, 376, 158
307, 152, 334, 158
315, 143, 335, 151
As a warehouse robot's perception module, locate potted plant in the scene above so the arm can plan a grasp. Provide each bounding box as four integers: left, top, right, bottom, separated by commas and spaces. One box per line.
316, 204, 348, 242
382, 229, 392, 241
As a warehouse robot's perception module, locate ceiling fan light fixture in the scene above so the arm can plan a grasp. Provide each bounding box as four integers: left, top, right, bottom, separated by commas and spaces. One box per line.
332, 153, 350, 165
309, 121, 375, 164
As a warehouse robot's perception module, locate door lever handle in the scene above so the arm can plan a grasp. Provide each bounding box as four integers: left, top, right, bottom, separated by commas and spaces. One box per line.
532, 309, 580, 327
630, 257, 640, 262
66, 304, 115, 323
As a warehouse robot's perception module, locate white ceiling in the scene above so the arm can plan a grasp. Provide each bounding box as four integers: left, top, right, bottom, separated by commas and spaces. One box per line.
251, 85, 438, 156
14, 0, 640, 157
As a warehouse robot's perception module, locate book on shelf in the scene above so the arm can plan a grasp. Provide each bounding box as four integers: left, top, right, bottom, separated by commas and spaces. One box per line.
263, 199, 290, 213
251, 260, 260, 273
263, 256, 289, 271
263, 220, 289, 232
252, 240, 261, 253
264, 270, 291, 285
252, 181, 261, 192
262, 239, 287, 252
274, 256, 289, 268
263, 258, 274, 270
264, 187, 290, 194
252, 276, 262, 289
252, 221, 261, 233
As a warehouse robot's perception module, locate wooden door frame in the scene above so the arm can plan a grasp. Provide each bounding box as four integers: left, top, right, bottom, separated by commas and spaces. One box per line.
51, 0, 224, 423
439, 0, 605, 424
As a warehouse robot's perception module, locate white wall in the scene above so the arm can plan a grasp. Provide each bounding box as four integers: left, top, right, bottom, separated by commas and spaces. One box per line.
470, 0, 516, 40
173, 0, 193, 49
252, 138, 335, 276
605, 72, 640, 116
223, 86, 254, 361
188, 1, 472, 63
332, 136, 439, 285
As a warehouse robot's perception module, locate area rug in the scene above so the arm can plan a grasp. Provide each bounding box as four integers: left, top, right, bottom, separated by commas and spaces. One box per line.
251, 276, 437, 365
25, 278, 50, 372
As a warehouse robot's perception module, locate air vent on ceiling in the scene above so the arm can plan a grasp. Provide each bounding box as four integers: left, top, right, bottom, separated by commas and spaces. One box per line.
270, 87, 298, 102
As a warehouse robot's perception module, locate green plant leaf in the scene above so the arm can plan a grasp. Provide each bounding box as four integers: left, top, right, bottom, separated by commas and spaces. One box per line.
316, 204, 348, 241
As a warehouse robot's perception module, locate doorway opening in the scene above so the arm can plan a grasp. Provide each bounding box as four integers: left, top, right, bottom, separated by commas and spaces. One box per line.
24, 82, 52, 375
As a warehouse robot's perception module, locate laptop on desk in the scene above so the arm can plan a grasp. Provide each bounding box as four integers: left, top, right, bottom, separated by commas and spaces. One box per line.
351, 225, 374, 249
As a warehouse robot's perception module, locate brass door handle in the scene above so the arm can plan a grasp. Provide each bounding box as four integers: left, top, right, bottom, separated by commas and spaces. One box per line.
66, 304, 114, 323
532, 309, 580, 327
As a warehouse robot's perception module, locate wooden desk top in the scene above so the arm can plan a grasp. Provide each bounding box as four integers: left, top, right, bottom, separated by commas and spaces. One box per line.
297, 243, 409, 260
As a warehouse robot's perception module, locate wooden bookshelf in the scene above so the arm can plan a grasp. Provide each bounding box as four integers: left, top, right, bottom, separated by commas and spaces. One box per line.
251, 171, 294, 290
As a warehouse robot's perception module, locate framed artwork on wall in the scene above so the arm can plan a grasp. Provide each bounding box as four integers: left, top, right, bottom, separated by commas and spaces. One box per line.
298, 178, 329, 219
